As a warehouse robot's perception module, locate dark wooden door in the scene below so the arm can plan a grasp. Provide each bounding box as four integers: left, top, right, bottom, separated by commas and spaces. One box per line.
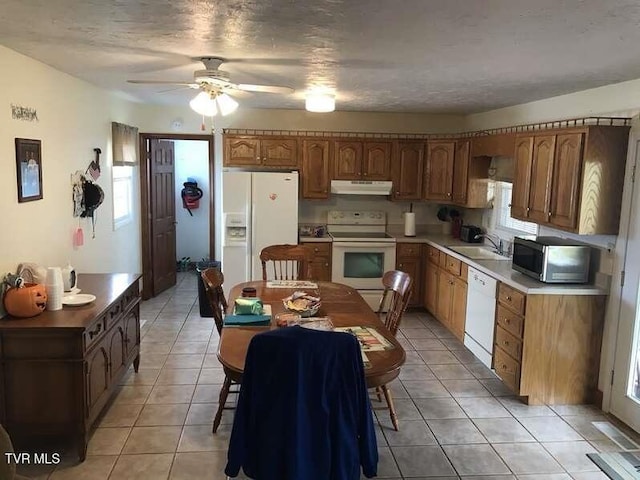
392, 141, 424, 200
150, 139, 177, 295
549, 133, 584, 230
86, 345, 109, 415
424, 141, 455, 201
108, 324, 126, 381
528, 135, 556, 224
363, 142, 391, 180
301, 140, 330, 199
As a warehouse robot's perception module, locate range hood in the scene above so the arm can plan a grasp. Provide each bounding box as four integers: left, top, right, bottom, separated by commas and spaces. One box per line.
330, 180, 393, 195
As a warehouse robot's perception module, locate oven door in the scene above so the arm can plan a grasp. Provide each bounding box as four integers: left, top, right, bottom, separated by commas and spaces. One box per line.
331, 242, 397, 290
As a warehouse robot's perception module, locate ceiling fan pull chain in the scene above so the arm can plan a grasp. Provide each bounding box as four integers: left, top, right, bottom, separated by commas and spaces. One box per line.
200, 115, 206, 131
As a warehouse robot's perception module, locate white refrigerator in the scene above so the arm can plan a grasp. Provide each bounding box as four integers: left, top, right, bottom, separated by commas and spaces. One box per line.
221, 171, 299, 297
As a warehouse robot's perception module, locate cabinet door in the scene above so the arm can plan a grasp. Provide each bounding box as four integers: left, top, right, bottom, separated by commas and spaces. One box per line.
549, 133, 584, 230
425, 141, 455, 201
392, 142, 424, 200
124, 309, 140, 360
261, 138, 298, 168
511, 136, 534, 219
301, 140, 330, 199
527, 135, 556, 224
224, 137, 261, 166
333, 141, 363, 180
436, 271, 454, 325
86, 344, 110, 415
452, 140, 470, 204
363, 142, 391, 180
396, 256, 422, 307
424, 261, 439, 315
450, 278, 467, 341
108, 324, 126, 381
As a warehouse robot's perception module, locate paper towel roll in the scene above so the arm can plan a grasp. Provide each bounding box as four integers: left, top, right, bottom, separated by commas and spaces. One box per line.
46, 267, 64, 311
404, 212, 416, 237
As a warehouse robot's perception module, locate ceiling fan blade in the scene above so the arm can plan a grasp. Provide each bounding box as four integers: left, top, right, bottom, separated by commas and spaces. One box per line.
127, 80, 197, 86
236, 83, 294, 94
157, 85, 196, 94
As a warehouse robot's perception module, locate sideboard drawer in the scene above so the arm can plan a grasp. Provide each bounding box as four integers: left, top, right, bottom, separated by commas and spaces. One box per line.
498, 283, 526, 315
84, 316, 107, 351
496, 304, 524, 338
494, 346, 520, 393
495, 325, 522, 361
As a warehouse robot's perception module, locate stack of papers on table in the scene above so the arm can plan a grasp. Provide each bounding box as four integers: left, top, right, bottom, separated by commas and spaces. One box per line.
224, 305, 272, 326
266, 280, 318, 289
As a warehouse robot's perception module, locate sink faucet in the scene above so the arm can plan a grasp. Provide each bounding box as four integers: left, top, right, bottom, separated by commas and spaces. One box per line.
473, 233, 504, 255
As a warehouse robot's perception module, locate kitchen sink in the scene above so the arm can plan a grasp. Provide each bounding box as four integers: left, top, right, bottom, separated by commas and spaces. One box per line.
446, 245, 510, 261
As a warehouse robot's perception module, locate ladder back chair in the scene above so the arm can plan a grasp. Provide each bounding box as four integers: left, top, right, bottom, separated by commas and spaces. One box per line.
200, 268, 239, 433
374, 269, 413, 431
259, 244, 313, 281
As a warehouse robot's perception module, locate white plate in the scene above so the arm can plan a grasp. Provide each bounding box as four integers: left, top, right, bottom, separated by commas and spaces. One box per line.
64, 287, 81, 296
62, 294, 96, 306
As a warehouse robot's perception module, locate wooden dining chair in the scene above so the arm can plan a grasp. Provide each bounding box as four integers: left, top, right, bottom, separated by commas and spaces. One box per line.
200, 268, 239, 433
374, 270, 413, 431
259, 244, 313, 281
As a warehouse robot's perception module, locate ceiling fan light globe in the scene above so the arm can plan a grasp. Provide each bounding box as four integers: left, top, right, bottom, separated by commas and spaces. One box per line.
305, 93, 335, 113
216, 93, 239, 116
190, 91, 217, 116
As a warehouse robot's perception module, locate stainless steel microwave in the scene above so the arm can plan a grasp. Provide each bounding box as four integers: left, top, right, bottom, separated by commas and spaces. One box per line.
512, 236, 591, 283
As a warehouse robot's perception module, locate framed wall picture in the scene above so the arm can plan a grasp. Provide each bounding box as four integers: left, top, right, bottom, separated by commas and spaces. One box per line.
15, 138, 43, 202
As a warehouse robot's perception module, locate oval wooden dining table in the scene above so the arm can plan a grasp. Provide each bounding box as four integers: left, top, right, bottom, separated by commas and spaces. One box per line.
218, 280, 406, 388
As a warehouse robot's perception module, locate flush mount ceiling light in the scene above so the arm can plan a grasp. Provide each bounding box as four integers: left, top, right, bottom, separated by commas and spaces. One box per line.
305, 93, 335, 113
189, 91, 239, 117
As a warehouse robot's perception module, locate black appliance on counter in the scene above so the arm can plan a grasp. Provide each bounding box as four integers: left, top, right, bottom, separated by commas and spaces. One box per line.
459, 225, 483, 243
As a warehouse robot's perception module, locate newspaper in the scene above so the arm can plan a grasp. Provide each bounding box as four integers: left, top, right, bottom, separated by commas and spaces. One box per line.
266, 280, 318, 289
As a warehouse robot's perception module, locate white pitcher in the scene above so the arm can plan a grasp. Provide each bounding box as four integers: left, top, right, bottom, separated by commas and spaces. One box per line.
61, 263, 77, 292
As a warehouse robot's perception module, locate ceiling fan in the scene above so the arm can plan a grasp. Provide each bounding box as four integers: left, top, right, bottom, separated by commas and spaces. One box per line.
128, 56, 295, 94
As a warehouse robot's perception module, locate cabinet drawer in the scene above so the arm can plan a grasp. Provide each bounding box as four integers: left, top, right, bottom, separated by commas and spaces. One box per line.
498, 283, 526, 315
444, 255, 461, 276
397, 243, 422, 258
494, 346, 521, 393
122, 282, 140, 312
495, 326, 522, 361
303, 242, 331, 256
426, 245, 440, 265
84, 316, 107, 351
496, 304, 524, 338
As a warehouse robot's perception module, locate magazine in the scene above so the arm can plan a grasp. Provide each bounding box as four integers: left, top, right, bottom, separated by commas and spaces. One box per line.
334, 326, 395, 352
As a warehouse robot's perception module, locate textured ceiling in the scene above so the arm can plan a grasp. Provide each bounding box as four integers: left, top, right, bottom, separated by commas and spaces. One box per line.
2, 0, 640, 114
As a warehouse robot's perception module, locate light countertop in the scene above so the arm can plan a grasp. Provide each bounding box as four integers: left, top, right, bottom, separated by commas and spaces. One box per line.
299, 235, 333, 243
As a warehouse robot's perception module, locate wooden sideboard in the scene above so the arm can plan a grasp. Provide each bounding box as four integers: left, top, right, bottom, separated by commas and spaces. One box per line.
0, 273, 141, 461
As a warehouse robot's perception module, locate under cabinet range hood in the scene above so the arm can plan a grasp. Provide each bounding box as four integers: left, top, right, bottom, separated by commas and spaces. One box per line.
330, 180, 393, 195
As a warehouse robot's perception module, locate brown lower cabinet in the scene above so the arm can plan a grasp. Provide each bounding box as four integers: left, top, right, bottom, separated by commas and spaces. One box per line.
423, 245, 467, 341
301, 241, 332, 281
493, 282, 606, 405
396, 243, 423, 307
0, 273, 141, 461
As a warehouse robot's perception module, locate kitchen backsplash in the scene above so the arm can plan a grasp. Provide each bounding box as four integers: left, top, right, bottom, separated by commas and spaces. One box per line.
299, 196, 442, 225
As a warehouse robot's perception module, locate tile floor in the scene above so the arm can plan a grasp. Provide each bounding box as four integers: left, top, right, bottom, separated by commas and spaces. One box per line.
16, 271, 640, 479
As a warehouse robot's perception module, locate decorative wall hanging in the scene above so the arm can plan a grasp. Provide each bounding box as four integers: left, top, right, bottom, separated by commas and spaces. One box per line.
11, 104, 39, 122
15, 138, 43, 203
87, 148, 101, 180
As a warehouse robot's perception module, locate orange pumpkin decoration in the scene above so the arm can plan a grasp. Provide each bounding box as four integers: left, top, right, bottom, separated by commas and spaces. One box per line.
3, 283, 47, 318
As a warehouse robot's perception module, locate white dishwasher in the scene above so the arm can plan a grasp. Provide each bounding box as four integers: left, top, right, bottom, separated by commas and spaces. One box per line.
464, 267, 497, 368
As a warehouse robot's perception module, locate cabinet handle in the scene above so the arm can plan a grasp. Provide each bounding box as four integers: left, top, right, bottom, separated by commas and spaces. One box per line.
447, 192, 451, 197
363, 172, 367, 176
502, 364, 507, 369
526, 207, 530, 213
548, 211, 552, 217
325, 263, 329, 266
110, 305, 121, 318
314, 248, 319, 252
399, 263, 403, 268
505, 318, 511, 324
449, 280, 454, 285
506, 296, 512, 301
395, 191, 400, 195
503, 340, 510, 347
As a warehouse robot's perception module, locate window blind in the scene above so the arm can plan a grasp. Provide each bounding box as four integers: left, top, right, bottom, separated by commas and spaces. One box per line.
112, 122, 139, 166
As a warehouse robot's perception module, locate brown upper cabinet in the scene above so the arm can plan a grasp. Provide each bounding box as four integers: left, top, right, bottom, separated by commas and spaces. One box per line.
452, 140, 470, 204
511, 126, 629, 234
333, 140, 391, 180
301, 139, 331, 199
470, 133, 516, 157
224, 135, 298, 168
391, 141, 425, 200
424, 141, 455, 201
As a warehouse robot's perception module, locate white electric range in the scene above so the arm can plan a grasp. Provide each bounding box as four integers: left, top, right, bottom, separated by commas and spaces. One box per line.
327, 210, 396, 310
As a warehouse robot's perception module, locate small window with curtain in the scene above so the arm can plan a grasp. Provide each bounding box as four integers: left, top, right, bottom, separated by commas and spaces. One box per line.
492, 181, 538, 235
111, 122, 138, 230
113, 166, 133, 229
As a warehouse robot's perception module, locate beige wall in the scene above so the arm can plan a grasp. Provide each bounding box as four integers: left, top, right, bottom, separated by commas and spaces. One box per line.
0, 46, 140, 300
